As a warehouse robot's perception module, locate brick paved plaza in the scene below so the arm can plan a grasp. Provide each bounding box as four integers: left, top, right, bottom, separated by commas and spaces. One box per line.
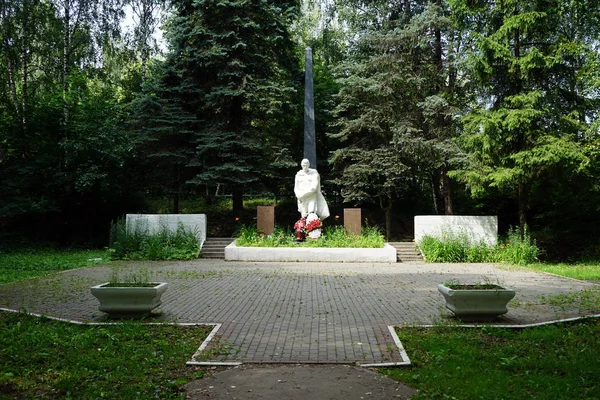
1, 260, 598, 365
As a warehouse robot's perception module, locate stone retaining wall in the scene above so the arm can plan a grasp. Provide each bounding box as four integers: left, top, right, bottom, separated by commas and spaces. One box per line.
126, 214, 207, 247
414, 215, 498, 245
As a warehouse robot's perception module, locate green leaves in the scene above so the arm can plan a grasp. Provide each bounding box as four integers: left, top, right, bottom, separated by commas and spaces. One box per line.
331, 146, 409, 204
108, 219, 200, 261
163, 0, 300, 200
451, 0, 595, 231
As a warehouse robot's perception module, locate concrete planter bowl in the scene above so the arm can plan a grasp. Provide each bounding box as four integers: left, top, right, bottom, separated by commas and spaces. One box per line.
437, 283, 516, 321
91, 282, 168, 318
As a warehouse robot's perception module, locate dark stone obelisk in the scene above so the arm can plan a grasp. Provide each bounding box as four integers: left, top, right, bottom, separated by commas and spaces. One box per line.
304, 47, 316, 168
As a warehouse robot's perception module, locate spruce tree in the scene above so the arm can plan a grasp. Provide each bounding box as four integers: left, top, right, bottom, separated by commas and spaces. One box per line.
449, 0, 594, 235
130, 61, 198, 213
165, 0, 299, 220
329, 1, 464, 237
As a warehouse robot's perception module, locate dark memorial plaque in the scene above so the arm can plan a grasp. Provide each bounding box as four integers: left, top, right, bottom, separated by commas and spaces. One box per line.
344, 208, 362, 236
257, 206, 275, 236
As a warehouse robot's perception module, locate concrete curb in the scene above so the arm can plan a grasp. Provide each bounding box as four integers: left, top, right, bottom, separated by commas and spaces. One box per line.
224, 243, 397, 262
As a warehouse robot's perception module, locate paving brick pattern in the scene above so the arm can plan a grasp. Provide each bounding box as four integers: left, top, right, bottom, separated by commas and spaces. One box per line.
1, 260, 598, 364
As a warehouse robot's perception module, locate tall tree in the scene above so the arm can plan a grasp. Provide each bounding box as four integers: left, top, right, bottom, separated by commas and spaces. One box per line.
129, 60, 197, 213
128, 0, 166, 82
164, 0, 300, 220
0, 0, 139, 242
51, 0, 124, 124
449, 0, 595, 235
330, 1, 464, 237
0, 0, 57, 138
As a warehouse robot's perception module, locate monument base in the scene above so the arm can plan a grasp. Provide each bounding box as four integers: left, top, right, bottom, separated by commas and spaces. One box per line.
224, 243, 397, 263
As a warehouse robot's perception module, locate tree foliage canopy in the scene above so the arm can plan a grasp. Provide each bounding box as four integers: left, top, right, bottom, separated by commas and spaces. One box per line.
0, 0, 599, 257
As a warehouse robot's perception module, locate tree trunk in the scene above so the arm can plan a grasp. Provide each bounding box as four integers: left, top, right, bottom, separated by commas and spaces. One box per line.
62, 1, 70, 125
380, 196, 393, 241
4, 49, 22, 129
447, 29, 457, 95
20, 49, 28, 133
172, 166, 180, 213
139, 0, 150, 82
441, 165, 453, 215
385, 203, 392, 241
518, 183, 529, 239
432, 171, 442, 215
232, 187, 244, 222
434, 26, 443, 71
172, 192, 179, 214
20, 0, 28, 134
2, 2, 28, 135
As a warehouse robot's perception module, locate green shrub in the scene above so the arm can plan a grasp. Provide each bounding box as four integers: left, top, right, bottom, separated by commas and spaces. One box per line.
419, 226, 538, 265
498, 226, 538, 265
109, 219, 200, 260
419, 233, 484, 262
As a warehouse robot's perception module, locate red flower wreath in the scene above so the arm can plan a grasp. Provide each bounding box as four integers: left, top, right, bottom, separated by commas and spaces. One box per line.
294, 216, 322, 241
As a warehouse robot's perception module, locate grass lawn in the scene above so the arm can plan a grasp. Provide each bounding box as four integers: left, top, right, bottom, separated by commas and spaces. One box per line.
523, 261, 600, 281
385, 319, 600, 399
385, 260, 600, 398
0, 248, 109, 284
0, 311, 211, 399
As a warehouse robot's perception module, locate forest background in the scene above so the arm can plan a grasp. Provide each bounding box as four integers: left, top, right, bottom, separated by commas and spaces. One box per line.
1, 0, 599, 261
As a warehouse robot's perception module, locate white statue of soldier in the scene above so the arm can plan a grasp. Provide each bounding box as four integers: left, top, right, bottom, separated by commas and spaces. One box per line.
294, 158, 330, 220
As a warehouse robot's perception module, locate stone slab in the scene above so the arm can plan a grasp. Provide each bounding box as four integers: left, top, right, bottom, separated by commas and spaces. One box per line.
344, 208, 361, 236
257, 206, 275, 236
224, 242, 397, 262
414, 215, 498, 245
126, 214, 207, 246
304, 47, 316, 167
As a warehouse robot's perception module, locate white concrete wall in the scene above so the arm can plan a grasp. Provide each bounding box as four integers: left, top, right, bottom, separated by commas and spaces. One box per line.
126, 214, 207, 247
225, 243, 397, 262
414, 215, 498, 245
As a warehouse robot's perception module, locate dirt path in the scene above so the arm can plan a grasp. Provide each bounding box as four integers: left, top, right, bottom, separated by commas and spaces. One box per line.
183, 364, 417, 399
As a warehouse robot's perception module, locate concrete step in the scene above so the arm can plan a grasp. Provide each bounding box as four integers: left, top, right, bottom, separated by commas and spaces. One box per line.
200, 238, 234, 259
202, 249, 226, 254
204, 238, 234, 244
398, 257, 423, 262
202, 254, 226, 259
388, 241, 424, 263
389, 242, 418, 248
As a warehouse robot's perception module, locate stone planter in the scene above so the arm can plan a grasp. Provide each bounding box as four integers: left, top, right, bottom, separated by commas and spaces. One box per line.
437, 283, 516, 321
91, 282, 168, 318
